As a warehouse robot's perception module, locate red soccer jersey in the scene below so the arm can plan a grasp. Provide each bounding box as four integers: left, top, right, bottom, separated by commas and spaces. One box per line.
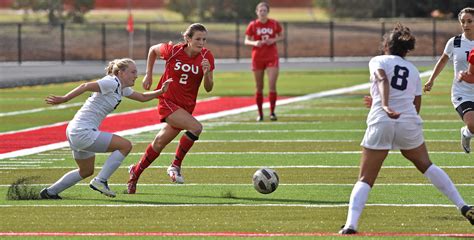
245, 18, 282, 60
155, 43, 215, 112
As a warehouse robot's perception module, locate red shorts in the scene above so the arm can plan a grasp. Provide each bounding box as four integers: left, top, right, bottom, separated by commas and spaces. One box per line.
158, 98, 194, 123
252, 57, 279, 71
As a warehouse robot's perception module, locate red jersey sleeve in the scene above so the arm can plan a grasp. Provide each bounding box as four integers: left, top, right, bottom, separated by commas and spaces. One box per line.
274, 20, 282, 35
159, 43, 173, 60
245, 21, 255, 37
469, 49, 474, 65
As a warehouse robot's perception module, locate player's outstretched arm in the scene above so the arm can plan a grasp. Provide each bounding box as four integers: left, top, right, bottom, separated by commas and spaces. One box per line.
424, 54, 449, 92
143, 43, 165, 90
45, 82, 100, 105
127, 79, 172, 102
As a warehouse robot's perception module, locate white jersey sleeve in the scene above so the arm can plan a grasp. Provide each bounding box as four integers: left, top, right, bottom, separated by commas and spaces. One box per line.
122, 87, 134, 97
443, 37, 454, 58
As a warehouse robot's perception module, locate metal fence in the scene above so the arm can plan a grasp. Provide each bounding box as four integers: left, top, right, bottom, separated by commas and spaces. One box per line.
0, 19, 462, 63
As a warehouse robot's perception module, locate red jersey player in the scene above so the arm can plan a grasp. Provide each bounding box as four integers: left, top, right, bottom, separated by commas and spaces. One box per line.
459, 48, 474, 83
245, 2, 284, 121
127, 23, 214, 194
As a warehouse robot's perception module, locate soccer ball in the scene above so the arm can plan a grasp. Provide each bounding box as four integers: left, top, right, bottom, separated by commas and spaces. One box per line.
252, 168, 279, 194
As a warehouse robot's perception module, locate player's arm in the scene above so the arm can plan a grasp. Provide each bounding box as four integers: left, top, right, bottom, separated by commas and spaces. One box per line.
374, 69, 400, 119
265, 32, 284, 45
424, 53, 449, 92
202, 58, 213, 92
244, 35, 262, 47
45, 82, 100, 105
126, 79, 172, 102
143, 43, 166, 90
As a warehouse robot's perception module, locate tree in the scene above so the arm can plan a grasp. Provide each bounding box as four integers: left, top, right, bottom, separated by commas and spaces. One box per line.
165, 0, 260, 22
12, 0, 94, 25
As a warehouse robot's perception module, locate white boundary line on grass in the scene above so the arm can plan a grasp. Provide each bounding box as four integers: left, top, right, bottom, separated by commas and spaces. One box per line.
2, 183, 474, 187
0, 70, 433, 160
0, 203, 455, 208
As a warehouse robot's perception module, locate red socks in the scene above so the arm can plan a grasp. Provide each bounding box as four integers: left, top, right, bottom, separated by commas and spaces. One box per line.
172, 131, 198, 167
269, 91, 277, 115
134, 144, 160, 177
256, 91, 263, 117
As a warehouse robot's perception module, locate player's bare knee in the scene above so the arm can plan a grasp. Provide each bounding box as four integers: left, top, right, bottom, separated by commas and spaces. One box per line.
120, 139, 132, 156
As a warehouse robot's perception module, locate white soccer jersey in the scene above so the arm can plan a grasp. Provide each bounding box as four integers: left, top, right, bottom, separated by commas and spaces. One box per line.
366, 55, 422, 125
68, 75, 134, 130
443, 34, 474, 107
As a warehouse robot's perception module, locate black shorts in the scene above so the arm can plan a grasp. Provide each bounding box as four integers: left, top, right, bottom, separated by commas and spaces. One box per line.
455, 101, 474, 119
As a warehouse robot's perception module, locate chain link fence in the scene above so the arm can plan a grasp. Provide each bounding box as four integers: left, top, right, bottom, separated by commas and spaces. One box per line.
0, 19, 461, 63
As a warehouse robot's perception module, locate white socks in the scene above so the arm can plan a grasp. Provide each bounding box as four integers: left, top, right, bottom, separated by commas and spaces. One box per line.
344, 181, 371, 230
424, 164, 466, 209
47, 169, 83, 195
96, 150, 125, 182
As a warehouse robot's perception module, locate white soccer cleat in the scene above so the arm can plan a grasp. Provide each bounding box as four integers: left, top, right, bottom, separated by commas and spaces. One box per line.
167, 165, 184, 184
461, 127, 471, 154
89, 178, 116, 198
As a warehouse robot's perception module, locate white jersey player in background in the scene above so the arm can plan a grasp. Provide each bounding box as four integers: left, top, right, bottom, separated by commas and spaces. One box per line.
40, 58, 171, 199
424, 7, 474, 153
339, 24, 474, 235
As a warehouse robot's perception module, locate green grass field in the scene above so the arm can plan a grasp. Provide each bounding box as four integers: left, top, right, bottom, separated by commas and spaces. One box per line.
1, 67, 474, 239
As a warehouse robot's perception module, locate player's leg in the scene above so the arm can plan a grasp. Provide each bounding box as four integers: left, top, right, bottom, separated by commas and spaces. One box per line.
41, 152, 95, 199
455, 102, 474, 153
165, 108, 203, 183
253, 67, 265, 121
267, 64, 279, 121
340, 148, 387, 234
341, 122, 392, 234
401, 143, 473, 224
128, 124, 180, 193
89, 133, 131, 197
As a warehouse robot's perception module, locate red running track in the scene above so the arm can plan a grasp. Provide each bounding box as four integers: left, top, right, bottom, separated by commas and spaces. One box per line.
0, 97, 262, 154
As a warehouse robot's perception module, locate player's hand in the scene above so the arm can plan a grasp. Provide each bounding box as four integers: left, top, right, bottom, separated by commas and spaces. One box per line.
202, 58, 210, 74
459, 71, 469, 82
160, 79, 173, 93
45, 95, 67, 105
142, 74, 153, 90
363, 95, 372, 108
382, 106, 401, 119
255, 40, 263, 47
423, 79, 434, 92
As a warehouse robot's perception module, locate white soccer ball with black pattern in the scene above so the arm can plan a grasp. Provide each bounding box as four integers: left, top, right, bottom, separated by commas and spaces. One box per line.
252, 168, 279, 194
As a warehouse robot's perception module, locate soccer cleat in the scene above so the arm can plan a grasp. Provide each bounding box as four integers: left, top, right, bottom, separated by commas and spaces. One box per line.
270, 113, 278, 121
39, 188, 62, 200
167, 165, 184, 184
89, 178, 116, 198
256, 116, 263, 122
338, 225, 357, 235
461, 127, 471, 153
127, 164, 138, 194
461, 205, 474, 225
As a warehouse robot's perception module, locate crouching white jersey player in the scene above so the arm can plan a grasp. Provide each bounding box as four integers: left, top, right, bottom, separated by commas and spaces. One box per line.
41, 58, 171, 199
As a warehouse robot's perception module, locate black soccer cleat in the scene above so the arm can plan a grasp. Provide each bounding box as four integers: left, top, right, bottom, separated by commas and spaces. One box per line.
256, 116, 264, 122
270, 113, 278, 121
338, 225, 357, 234
39, 188, 62, 200
461, 205, 474, 225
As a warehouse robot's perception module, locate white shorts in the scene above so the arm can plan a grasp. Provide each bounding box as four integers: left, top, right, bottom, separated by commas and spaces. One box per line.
361, 121, 424, 150
66, 127, 101, 151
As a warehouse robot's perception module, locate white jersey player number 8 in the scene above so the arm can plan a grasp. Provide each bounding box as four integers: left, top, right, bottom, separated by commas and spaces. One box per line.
391, 65, 409, 91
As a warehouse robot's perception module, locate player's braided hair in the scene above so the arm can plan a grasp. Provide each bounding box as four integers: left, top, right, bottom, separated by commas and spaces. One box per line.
458, 7, 474, 20
105, 58, 135, 76
383, 23, 415, 58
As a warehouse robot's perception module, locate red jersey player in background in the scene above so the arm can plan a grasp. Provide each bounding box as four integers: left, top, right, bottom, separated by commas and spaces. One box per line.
127, 23, 214, 194
245, 1, 284, 121
459, 48, 474, 83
